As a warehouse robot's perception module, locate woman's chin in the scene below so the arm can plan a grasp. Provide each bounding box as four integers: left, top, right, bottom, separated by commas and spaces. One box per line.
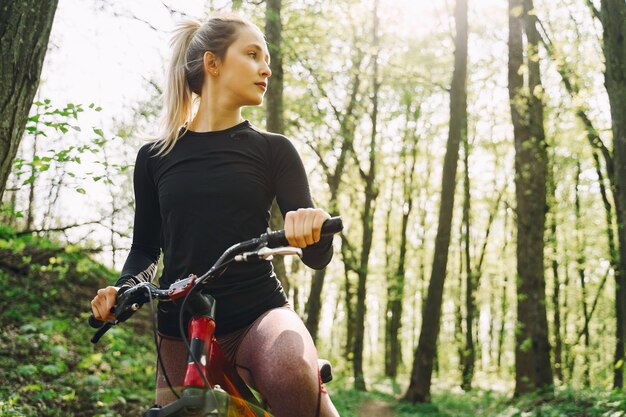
244, 97, 264, 107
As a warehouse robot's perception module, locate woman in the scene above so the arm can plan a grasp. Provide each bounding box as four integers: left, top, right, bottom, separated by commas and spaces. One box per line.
90, 12, 340, 417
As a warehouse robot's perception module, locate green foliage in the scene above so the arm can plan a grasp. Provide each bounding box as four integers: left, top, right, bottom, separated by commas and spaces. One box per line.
13, 99, 131, 196
329, 385, 626, 417
0, 225, 155, 416
496, 387, 626, 417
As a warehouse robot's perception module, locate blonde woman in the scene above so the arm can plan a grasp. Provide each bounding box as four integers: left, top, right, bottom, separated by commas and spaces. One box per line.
91, 13, 340, 417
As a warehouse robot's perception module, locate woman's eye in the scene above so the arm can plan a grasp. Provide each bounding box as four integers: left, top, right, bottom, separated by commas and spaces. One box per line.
248, 52, 257, 59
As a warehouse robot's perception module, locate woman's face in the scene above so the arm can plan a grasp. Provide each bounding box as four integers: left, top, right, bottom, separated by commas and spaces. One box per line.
215, 26, 272, 107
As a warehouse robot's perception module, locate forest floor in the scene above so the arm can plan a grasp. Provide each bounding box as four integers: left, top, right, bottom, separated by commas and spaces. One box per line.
357, 399, 394, 417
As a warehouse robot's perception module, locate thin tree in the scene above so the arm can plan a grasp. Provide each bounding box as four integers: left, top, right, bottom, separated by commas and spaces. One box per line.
574, 161, 591, 386
508, 0, 553, 395
593, 0, 626, 388
547, 157, 563, 382
496, 206, 511, 372
0, 1, 59, 200
403, 0, 468, 402
385, 95, 421, 378
461, 160, 505, 390
264, 0, 291, 295
351, 0, 381, 391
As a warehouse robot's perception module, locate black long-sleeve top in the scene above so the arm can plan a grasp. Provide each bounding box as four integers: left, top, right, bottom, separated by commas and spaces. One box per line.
115, 121, 333, 337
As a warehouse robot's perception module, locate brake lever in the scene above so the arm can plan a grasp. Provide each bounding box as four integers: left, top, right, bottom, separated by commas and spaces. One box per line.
235, 246, 303, 261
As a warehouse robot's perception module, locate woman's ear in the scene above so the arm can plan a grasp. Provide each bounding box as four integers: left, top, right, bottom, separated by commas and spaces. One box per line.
203, 51, 221, 76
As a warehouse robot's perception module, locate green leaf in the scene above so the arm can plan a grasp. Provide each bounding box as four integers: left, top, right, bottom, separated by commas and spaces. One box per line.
76, 188, 86, 194
93, 128, 105, 138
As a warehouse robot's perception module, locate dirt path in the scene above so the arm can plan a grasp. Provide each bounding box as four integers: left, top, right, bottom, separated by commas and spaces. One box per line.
356, 399, 394, 417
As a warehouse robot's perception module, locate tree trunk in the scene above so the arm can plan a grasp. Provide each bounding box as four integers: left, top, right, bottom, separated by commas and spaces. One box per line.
384, 167, 399, 377
344, 265, 356, 357
264, 0, 290, 295
25, 132, 37, 231
353, 0, 381, 391
496, 206, 510, 372
548, 162, 562, 382
597, 0, 626, 389
461, 130, 474, 391
509, 0, 553, 395
385, 99, 420, 378
403, 0, 467, 403
562, 259, 573, 382
0, 0, 59, 200
575, 161, 591, 386
305, 269, 325, 341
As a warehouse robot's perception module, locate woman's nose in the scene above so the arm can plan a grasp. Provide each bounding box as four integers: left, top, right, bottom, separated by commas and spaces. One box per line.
261, 61, 272, 78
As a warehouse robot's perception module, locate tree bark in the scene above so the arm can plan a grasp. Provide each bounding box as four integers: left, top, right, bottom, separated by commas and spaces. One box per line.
547, 161, 562, 382
264, 0, 290, 295
509, 0, 553, 395
575, 161, 591, 386
385, 99, 420, 378
461, 131, 474, 391
0, 0, 59, 200
403, 0, 467, 403
25, 132, 37, 231
353, 0, 381, 391
597, 0, 626, 389
343, 263, 356, 357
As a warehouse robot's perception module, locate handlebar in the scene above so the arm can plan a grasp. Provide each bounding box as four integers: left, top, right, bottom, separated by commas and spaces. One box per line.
264, 216, 343, 248
88, 216, 343, 343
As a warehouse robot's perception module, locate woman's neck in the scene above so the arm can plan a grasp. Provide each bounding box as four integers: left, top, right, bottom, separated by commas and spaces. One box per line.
188, 98, 244, 132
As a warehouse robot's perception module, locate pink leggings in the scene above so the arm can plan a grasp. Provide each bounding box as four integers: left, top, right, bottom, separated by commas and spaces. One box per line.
155, 306, 339, 417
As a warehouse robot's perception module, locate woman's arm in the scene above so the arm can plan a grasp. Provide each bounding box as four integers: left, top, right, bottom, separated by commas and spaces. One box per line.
91, 144, 161, 321
270, 134, 333, 270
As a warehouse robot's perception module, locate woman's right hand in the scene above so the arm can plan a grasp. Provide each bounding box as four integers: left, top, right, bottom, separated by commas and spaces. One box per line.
91, 286, 120, 322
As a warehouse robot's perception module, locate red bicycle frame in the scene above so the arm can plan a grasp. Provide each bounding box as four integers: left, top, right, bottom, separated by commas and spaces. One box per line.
161, 274, 271, 417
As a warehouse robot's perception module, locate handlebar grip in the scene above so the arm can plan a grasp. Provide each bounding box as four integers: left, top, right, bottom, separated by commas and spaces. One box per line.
320, 216, 343, 235
91, 322, 113, 344
266, 216, 343, 248
89, 314, 104, 328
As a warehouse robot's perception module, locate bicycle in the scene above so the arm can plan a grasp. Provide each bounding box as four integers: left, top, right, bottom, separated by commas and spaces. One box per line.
89, 217, 343, 417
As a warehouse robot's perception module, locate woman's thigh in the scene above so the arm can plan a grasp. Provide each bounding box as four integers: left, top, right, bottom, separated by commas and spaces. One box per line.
233, 306, 339, 417
155, 334, 187, 407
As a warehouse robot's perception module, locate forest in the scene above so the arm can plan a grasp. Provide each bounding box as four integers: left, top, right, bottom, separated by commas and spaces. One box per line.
1, 0, 625, 416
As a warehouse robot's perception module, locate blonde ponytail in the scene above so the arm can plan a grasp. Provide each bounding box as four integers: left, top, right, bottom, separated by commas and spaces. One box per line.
149, 13, 257, 156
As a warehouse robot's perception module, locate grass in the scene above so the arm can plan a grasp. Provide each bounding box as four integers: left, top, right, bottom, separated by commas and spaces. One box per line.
329, 377, 626, 417
0, 229, 156, 416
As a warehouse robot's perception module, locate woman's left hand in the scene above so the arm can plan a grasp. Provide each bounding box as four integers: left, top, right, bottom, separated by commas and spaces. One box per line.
284, 208, 331, 248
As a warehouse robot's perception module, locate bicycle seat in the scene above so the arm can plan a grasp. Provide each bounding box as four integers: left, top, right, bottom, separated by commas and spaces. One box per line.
318, 359, 332, 384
